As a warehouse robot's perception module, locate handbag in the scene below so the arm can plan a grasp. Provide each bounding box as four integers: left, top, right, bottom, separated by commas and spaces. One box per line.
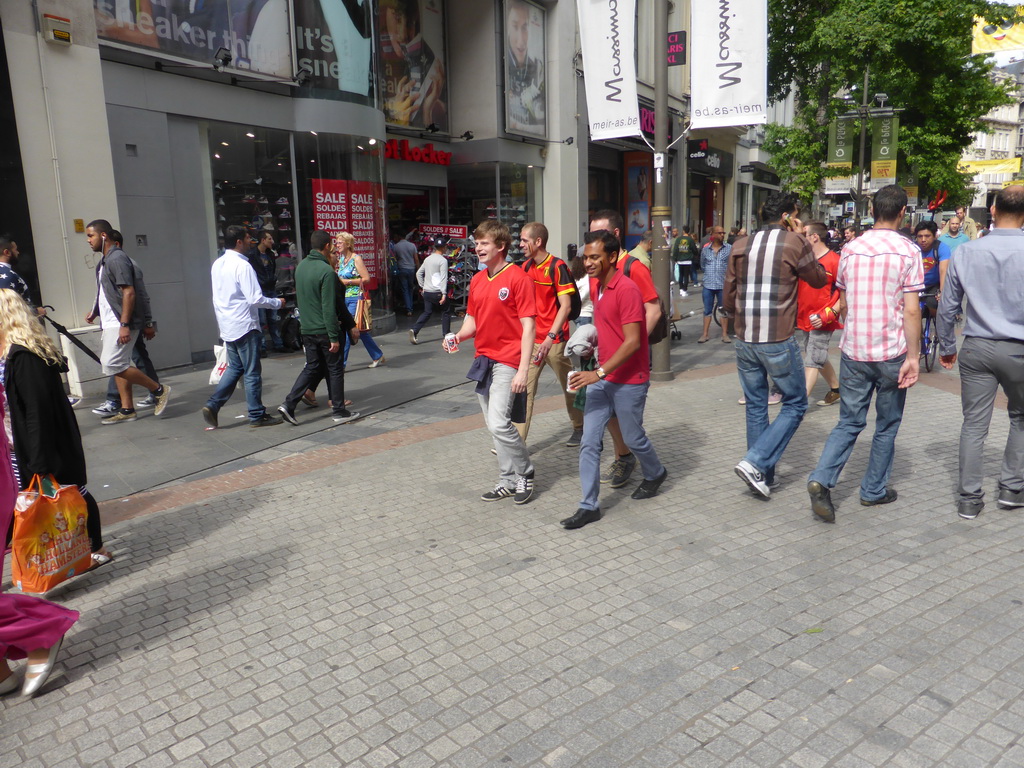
209, 344, 228, 385
11, 474, 93, 595
355, 293, 373, 332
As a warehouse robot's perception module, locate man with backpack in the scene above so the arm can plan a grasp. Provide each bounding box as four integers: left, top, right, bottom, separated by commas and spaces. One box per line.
514, 222, 584, 446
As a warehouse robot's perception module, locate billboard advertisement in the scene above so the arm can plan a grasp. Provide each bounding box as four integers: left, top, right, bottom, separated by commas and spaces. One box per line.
503, 0, 546, 138
378, 0, 449, 130
577, 0, 641, 140
293, 0, 374, 101
94, 0, 294, 79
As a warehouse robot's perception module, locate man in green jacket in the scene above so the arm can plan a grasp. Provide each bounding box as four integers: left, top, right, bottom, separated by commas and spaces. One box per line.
671, 225, 699, 295
278, 230, 361, 425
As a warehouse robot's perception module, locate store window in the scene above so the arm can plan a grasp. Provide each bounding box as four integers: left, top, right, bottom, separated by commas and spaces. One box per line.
445, 162, 540, 262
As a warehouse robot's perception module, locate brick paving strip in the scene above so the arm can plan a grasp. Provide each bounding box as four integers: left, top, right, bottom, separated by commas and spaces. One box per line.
102, 362, 975, 526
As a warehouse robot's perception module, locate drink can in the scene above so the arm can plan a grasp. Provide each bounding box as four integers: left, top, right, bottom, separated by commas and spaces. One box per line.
566, 369, 580, 393
443, 333, 460, 353
810, 313, 821, 326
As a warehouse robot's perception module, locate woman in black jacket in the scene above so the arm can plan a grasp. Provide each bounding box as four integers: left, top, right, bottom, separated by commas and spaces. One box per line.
0, 289, 112, 565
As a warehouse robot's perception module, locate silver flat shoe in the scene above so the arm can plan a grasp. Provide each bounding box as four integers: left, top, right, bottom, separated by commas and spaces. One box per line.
22, 637, 64, 696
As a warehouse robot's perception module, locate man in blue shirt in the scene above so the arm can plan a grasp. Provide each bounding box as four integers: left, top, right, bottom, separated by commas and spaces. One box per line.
698, 226, 731, 343
938, 185, 1024, 520
0, 234, 43, 316
913, 220, 950, 318
939, 216, 970, 256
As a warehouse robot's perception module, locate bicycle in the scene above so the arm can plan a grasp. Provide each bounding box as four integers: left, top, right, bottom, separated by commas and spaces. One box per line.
919, 290, 939, 372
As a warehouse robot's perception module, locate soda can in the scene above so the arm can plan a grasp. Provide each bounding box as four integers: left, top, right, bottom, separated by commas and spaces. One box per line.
566, 369, 580, 393
443, 333, 460, 353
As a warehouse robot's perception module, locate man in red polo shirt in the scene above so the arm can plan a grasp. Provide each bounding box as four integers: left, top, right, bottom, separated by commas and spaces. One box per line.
588, 210, 663, 490
447, 220, 538, 504
515, 221, 583, 445
563, 230, 668, 529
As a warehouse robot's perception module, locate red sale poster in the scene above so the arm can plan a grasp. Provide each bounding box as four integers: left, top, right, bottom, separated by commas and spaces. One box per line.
311, 179, 385, 288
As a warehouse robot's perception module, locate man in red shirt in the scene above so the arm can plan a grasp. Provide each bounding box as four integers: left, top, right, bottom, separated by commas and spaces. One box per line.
515, 222, 583, 445
563, 230, 668, 529
588, 210, 663, 490
798, 221, 842, 405
447, 220, 538, 504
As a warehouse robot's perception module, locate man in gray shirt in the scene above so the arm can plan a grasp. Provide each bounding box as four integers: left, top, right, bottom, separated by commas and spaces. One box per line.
410, 236, 452, 343
392, 232, 419, 316
937, 184, 1024, 520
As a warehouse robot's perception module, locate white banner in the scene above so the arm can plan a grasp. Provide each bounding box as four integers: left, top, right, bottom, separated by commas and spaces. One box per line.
690, 0, 767, 130
577, 0, 641, 140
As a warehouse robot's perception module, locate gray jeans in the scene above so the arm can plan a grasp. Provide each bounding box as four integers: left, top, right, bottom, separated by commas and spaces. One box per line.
958, 336, 1024, 501
477, 362, 534, 488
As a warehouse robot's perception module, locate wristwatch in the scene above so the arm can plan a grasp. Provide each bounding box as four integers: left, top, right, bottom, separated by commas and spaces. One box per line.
119, 322, 130, 328
596, 367, 607, 380
547, 332, 557, 340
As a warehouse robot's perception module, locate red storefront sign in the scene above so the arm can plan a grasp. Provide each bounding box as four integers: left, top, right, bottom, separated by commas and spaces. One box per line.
419, 224, 468, 239
311, 178, 385, 288
383, 139, 452, 165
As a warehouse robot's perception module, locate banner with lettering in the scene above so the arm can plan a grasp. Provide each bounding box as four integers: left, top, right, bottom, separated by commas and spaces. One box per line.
577, 0, 641, 140
824, 120, 854, 195
869, 116, 899, 191
689, 0, 767, 129
311, 179, 385, 286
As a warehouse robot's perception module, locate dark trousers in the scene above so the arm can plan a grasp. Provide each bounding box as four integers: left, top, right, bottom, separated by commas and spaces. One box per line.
284, 334, 347, 416
412, 291, 454, 335
106, 334, 159, 406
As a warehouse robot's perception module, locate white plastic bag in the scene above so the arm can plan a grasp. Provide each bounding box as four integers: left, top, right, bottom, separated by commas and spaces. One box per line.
209, 345, 228, 385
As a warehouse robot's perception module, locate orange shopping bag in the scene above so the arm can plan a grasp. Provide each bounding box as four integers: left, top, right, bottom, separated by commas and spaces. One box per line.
11, 474, 93, 595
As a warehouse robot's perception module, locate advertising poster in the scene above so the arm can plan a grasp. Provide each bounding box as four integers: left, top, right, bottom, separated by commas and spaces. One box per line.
378, 0, 449, 130
623, 151, 652, 250
824, 120, 854, 195
93, 0, 293, 79
869, 116, 899, 192
503, 0, 546, 138
293, 0, 374, 101
312, 179, 386, 285
577, 0, 641, 140
689, 0, 767, 129
973, 7, 1024, 54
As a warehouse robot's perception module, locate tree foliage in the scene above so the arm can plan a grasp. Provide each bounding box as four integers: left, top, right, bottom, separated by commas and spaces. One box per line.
765, 0, 1020, 206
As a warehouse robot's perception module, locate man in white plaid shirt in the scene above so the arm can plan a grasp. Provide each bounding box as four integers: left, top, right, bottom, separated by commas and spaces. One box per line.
807, 185, 924, 523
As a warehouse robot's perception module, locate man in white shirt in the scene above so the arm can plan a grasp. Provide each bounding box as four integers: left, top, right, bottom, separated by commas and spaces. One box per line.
203, 225, 287, 428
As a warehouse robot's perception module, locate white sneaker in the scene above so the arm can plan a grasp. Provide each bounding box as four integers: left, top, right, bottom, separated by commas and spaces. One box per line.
679, 290, 688, 298
735, 460, 770, 498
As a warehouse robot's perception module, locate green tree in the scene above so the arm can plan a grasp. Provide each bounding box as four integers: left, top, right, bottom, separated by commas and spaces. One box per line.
765, 0, 1020, 206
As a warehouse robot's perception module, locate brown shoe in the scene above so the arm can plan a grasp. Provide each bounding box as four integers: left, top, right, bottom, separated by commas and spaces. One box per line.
817, 390, 841, 406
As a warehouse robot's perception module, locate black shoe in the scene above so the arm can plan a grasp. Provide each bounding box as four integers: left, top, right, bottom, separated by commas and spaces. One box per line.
860, 488, 898, 506
514, 473, 534, 505
332, 410, 362, 424
957, 499, 984, 520
631, 468, 667, 500
482, 484, 514, 502
278, 404, 298, 426
561, 507, 602, 529
997, 488, 1024, 508
201, 406, 218, 428
250, 413, 283, 427
566, 428, 583, 447
807, 481, 835, 523
260, 349, 268, 358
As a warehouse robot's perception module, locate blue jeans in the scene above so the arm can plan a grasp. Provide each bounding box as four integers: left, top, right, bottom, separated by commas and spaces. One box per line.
702, 287, 723, 316
396, 268, 416, 313
258, 290, 283, 351
412, 291, 454, 336
809, 353, 908, 500
579, 380, 664, 511
735, 337, 808, 482
343, 296, 384, 366
206, 329, 266, 422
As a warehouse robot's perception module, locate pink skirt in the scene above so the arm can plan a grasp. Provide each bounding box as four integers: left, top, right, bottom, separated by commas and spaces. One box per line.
0, 593, 79, 661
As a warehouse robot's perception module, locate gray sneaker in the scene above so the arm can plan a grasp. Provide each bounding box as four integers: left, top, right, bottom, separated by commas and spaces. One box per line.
409, 329, 419, 345
92, 401, 120, 416
997, 488, 1024, 508
602, 453, 636, 488
250, 413, 283, 428
566, 428, 583, 447
332, 410, 362, 424
135, 393, 158, 409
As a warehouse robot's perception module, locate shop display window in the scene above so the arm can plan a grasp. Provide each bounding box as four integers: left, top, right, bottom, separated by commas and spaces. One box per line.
445, 162, 540, 263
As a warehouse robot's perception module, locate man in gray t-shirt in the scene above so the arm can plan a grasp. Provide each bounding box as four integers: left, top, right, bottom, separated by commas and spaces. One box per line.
392, 233, 419, 316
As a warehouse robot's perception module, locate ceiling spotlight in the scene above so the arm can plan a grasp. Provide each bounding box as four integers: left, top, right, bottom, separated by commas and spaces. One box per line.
357, 145, 365, 150
214, 153, 221, 159
220, 141, 229, 146
460, 130, 474, 141
212, 47, 232, 71
426, 123, 440, 133
245, 132, 255, 138
294, 66, 313, 86
369, 138, 377, 145
310, 130, 318, 136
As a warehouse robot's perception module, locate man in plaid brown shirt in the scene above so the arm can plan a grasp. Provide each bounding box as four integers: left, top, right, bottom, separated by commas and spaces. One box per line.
723, 191, 827, 498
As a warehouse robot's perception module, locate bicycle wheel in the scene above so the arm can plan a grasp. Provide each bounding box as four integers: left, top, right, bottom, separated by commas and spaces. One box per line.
922, 318, 934, 372
712, 303, 722, 327
927, 334, 938, 372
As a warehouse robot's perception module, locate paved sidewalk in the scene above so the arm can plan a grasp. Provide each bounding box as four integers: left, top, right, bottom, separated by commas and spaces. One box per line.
5, 324, 1024, 767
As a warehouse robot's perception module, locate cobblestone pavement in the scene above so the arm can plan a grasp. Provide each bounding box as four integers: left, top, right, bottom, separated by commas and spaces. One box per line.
6, 298, 1023, 767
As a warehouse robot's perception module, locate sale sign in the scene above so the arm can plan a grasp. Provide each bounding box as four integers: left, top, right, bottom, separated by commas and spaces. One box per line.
311, 178, 386, 285
420, 224, 469, 239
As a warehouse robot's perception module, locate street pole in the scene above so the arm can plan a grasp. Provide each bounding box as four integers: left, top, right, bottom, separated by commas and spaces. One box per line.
854, 68, 869, 230
650, 0, 672, 382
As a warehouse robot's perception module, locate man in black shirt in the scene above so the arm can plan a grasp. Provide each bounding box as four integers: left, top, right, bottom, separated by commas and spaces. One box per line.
249, 232, 284, 355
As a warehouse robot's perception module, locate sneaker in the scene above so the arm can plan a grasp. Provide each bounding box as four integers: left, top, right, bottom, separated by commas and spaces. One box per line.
278, 404, 298, 426
275, 196, 290, 205
737, 396, 746, 405
409, 329, 419, 345
957, 499, 984, 520
101, 409, 138, 426
607, 453, 637, 489
135, 393, 158, 409
92, 401, 120, 416
278, 222, 291, 231
242, 194, 256, 203
514, 473, 535, 505
279, 209, 292, 218
679, 290, 688, 298
566, 428, 583, 447
768, 392, 783, 406
202, 406, 218, 428
250, 413, 283, 427
332, 410, 362, 424
817, 390, 841, 407
735, 460, 770, 498
257, 195, 269, 205
152, 385, 172, 417
481, 484, 514, 502
997, 488, 1024, 508
368, 355, 386, 368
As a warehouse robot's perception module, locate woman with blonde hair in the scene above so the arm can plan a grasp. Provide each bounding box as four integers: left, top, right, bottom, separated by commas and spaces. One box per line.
0, 289, 112, 566
335, 232, 386, 368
